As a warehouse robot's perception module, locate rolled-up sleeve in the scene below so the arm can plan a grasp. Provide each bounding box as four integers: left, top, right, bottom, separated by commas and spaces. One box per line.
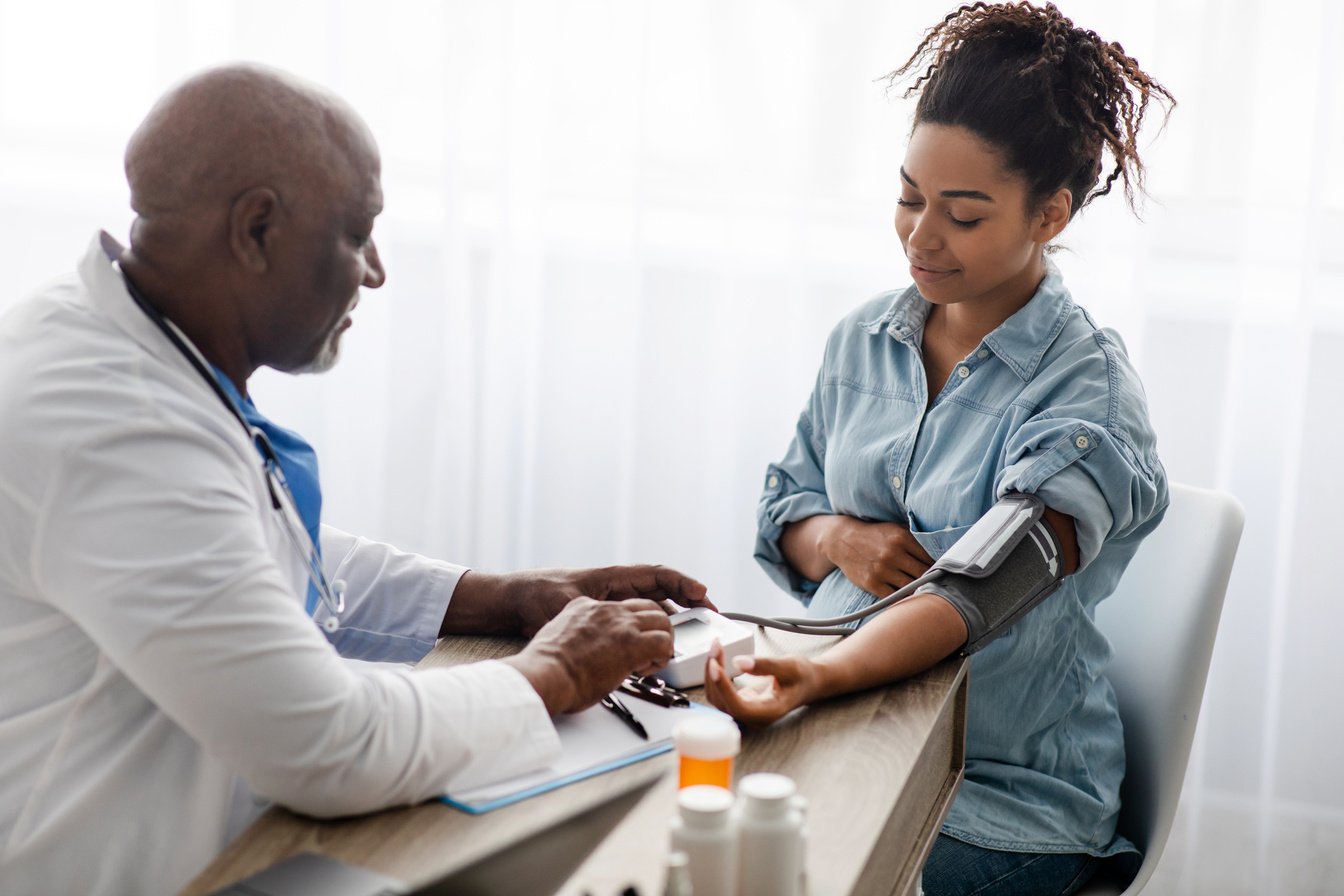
755, 377, 833, 602
995, 331, 1166, 569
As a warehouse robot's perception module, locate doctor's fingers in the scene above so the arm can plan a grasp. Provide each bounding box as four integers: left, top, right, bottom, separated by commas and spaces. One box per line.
565, 600, 673, 658
629, 629, 678, 677
599, 605, 674, 673
564, 629, 674, 710
583, 564, 714, 611
639, 565, 714, 610
611, 597, 679, 632
545, 598, 669, 640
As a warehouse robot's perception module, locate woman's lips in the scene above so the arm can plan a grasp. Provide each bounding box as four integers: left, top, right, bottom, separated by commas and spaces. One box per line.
909, 262, 957, 285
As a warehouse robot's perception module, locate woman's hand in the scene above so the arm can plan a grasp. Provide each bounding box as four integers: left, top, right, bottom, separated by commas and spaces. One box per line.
817, 517, 934, 596
780, 515, 934, 596
701, 639, 822, 728
702, 592, 969, 729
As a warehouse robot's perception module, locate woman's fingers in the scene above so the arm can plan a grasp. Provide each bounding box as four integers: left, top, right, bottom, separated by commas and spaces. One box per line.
702, 652, 807, 728
704, 656, 751, 715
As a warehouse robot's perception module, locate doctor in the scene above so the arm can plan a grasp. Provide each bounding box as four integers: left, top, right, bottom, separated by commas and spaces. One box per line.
0, 64, 708, 896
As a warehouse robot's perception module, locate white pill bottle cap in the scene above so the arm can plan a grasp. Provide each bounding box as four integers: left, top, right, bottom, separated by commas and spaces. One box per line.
676, 784, 735, 825
672, 716, 741, 760
737, 772, 797, 818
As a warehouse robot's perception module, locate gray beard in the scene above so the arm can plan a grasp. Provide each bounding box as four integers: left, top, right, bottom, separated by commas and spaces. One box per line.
293, 329, 342, 375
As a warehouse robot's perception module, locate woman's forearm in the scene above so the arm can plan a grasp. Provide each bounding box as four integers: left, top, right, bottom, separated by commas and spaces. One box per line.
807, 592, 968, 701
780, 504, 1076, 706
779, 515, 842, 583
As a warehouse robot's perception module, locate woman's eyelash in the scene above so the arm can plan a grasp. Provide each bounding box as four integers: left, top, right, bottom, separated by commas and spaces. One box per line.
898, 196, 980, 228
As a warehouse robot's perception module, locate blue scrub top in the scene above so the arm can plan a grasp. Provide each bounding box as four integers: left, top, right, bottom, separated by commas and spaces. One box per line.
211, 367, 324, 615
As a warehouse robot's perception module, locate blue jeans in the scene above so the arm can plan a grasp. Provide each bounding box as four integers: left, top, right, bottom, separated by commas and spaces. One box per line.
921, 835, 1101, 896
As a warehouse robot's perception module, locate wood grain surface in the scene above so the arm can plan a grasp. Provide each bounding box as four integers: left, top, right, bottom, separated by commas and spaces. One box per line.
181, 630, 967, 896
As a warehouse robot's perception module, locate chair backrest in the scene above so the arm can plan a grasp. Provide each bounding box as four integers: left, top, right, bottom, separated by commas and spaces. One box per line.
1087, 482, 1244, 893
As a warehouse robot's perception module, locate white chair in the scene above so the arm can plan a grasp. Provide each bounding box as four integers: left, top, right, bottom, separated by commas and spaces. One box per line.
1077, 482, 1245, 894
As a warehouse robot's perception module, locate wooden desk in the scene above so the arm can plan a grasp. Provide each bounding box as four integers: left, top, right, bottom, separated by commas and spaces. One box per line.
182, 632, 967, 896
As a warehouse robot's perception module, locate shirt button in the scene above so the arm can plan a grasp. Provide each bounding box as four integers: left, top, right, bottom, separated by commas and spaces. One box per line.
977, 349, 989, 359
1075, 435, 1090, 449
767, 474, 780, 489
891, 475, 903, 490
956, 365, 970, 379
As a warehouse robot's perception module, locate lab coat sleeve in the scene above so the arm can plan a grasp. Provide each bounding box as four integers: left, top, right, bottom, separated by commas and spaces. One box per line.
32, 415, 560, 817
319, 526, 465, 663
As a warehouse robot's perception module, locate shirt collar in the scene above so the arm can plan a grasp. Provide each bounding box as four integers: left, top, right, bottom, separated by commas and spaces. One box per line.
858, 260, 1074, 382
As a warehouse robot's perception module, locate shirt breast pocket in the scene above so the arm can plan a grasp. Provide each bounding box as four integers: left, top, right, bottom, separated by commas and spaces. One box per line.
909, 522, 974, 562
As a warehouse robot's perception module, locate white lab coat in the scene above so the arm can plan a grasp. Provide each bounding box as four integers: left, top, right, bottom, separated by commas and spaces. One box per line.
0, 234, 561, 895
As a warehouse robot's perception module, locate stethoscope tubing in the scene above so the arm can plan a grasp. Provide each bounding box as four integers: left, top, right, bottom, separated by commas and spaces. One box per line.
721, 570, 940, 637
111, 246, 345, 629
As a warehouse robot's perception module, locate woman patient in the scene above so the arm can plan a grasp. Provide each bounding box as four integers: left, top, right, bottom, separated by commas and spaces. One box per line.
704, 4, 1174, 894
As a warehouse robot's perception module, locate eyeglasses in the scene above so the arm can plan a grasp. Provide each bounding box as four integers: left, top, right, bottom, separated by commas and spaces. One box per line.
253, 427, 345, 633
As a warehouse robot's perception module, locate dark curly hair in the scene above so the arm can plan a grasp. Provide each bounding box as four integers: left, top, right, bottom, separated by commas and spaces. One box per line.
890, 2, 1174, 218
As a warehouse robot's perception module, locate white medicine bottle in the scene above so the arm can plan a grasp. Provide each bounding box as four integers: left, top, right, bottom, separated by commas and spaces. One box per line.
736, 772, 805, 896
669, 784, 736, 896
662, 850, 692, 896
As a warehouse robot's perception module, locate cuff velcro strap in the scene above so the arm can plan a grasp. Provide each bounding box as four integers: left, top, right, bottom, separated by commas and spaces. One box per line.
917, 512, 1064, 654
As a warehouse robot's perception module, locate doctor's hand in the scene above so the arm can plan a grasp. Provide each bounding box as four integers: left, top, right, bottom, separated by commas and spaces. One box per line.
447, 565, 713, 639
817, 517, 934, 597
502, 597, 675, 715
701, 640, 821, 729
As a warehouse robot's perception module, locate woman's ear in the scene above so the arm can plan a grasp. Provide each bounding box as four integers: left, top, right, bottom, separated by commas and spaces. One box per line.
227, 186, 281, 273
1035, 188, 1073, 243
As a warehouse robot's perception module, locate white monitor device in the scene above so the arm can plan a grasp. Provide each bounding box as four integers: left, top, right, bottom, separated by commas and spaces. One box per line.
656, 608, 755, 688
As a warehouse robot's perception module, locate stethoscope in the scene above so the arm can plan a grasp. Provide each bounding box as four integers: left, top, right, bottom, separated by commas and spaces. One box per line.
106, 236, 346, 632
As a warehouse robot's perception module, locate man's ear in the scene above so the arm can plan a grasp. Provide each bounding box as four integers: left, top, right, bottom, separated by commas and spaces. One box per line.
228, 187, 281, 273
1034, 188, 1073, 244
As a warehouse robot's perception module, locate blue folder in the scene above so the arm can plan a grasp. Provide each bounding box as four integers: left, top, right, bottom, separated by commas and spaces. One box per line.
442, 699, 725, 814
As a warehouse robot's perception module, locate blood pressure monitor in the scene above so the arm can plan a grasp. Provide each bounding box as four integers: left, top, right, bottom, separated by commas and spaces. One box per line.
656, 608, 755, 688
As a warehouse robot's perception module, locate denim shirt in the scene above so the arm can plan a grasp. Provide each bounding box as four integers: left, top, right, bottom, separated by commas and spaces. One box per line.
755, 263, 1168, 856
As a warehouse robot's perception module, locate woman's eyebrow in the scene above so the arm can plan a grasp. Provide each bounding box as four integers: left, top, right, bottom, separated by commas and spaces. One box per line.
900, 167, 995, 202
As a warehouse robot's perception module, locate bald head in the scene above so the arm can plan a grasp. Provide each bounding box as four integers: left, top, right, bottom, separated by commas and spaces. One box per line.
125, 63, 376, 234
118, 64, 386, 390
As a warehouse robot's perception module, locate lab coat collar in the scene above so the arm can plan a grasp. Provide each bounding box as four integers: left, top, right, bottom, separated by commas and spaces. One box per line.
79, 230, 234, 419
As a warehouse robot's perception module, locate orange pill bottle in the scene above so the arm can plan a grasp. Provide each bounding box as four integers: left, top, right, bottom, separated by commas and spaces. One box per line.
673, 716, 741, 789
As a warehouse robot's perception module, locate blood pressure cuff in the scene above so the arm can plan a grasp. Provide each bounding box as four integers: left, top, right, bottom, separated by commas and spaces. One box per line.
915, 493, 1064, 655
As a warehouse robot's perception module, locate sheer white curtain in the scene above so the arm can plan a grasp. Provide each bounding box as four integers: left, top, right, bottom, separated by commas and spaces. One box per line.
2, 1, 1341, 892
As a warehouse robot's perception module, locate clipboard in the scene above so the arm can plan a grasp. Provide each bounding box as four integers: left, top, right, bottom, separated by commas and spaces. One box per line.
442, 697, 728, 814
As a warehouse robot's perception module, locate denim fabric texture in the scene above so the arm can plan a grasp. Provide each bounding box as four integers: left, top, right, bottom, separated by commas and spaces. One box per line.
921, 834, 1101, 896
755, 262, 1167, 857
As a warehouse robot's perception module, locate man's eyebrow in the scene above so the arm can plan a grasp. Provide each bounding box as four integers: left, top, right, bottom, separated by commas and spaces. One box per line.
900, 167, 995, 202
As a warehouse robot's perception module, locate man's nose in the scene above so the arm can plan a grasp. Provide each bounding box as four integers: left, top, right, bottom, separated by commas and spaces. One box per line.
363, 241, 386, 289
